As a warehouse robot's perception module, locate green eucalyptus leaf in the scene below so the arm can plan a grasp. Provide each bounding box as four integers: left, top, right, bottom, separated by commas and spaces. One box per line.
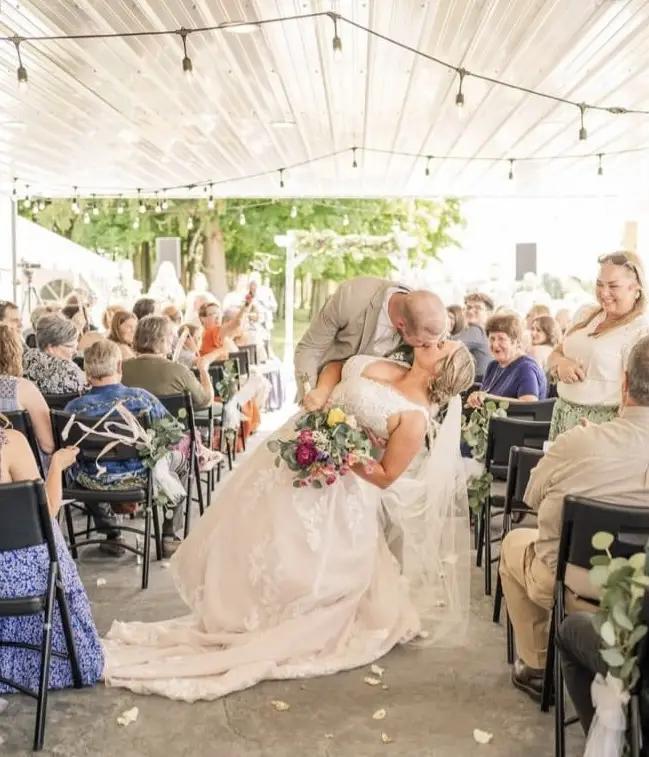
600, 620, 617, 646
632, 575, 649, 588
628, 624, 648, 649
589, 565, 610, 588
612, 604, 634, 632
600, 647, 625, 668
592, 532, 614, 551
619, 656, 637, 683
590, 555, 611, 567
629, 552, 646, 572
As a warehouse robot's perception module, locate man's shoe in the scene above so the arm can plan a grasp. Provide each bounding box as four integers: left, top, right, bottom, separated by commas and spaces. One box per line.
162, 536, 183, 559
511, 658, 545, 702
99, 536, 126, 557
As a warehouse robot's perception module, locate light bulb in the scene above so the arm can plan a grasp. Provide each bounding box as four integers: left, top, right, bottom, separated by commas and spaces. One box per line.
83, 211, 91, 224
38, 200, 45, 211
239, 212, 246, 226
290, 205, 297, 219
17, 65, 28, 91
187, 217, 194, 231
72, 199, 80, 214
117, 203, 124, 214
133, 218, 140, 229
162, 198, 169, 210
23, 197, 31, 209
139, 201, 146, 214
207, 196, 215, 210
155, 202, 162, 213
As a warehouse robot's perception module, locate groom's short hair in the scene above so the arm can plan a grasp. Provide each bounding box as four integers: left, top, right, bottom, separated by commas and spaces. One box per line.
402, 291, 446, 338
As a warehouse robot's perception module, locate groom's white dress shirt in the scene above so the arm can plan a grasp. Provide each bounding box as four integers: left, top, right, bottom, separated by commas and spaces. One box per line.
371, 287, 402, 356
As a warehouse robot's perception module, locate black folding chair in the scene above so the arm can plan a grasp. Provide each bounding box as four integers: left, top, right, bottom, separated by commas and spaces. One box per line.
157, 391, 216, 531
51, 410, 159, 590
0, 480, 83, 751
544, 496, 649, 757
228, 349, 250, 380
506, 398, 556, 422
237, 343, 258, 368
492, 446, 545, 663
477, 417, 550, 595
42, 392, 81, 411
72, 355, 84, 370
2, 410, 45, 478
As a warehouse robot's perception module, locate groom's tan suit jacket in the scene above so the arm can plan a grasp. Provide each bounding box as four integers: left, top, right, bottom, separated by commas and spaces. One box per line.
294, 277, 408, 399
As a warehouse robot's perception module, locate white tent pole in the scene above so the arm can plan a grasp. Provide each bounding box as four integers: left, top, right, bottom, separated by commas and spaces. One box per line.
10, 199, 17, 304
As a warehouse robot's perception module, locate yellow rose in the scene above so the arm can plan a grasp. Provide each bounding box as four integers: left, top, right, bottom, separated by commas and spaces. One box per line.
326, 408, 347, 427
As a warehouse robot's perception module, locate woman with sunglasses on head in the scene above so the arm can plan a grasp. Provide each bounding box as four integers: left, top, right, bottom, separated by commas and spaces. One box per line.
547, 251, 649, 439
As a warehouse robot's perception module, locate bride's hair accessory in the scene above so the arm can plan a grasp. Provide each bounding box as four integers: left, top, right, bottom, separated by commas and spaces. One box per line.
426, 343, 475, 406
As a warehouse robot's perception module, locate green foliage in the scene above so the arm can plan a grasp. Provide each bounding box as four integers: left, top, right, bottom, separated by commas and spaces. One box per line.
214, 360, 238, 403
589, 535, 648, 695
138, 414, 185, 469
461, 400, 509, 513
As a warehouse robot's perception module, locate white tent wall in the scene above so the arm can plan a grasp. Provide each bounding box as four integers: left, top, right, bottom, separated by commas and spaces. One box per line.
0, 196, 16, 302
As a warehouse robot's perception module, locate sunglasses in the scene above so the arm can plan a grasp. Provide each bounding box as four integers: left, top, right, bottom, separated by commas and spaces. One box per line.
598, 253, 641, 283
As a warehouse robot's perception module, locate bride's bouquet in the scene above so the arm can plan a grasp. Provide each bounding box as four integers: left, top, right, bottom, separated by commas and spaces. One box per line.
267, 407, 376, 489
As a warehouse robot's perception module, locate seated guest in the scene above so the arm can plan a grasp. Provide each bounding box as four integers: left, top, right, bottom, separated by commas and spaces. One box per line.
175, 323, 201, 369
23, 314, 88, 396
108, 309, 137, 361
499, 335, 649, 701
122, 315, 213, 411
102, 305, 125, 334
65, 339, 184, 557
61, 304, 101, 353
466, 313, 547, 408
23, 304, 58, 348
447, 304, 465, 339
457, 292, 493, 380
0, 325, 54, 454
198, 299, 250, 363
132, 297, 157, 321
162, 304, 182, 326
528, 315, 561, 370
0, 300, 22, 336
0, 425, 103, 693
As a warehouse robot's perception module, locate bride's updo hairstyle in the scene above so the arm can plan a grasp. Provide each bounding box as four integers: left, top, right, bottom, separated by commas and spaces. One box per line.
427, 343, 475, 407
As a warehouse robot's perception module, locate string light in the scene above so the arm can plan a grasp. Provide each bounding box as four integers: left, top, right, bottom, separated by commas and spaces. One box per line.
352, 147, 358, 168
133, 217, 140, 229
83, 210, 91, 224
455, 68, 466, 110
71, 187, 80, 214
290, 204, 298, 219
161, 191, 169, 211
91, 193, 99, 216
597, 153, 603, 176
279, 168, 285, 189
38, 199, 45, 211
11, 178, 17, 202
116, 194, 125, 214
12, 37, 28, 90
508, 159, 515, 180
154, 191, 162, 213
207, 183, 215, 210
179, 29, 193, 75
425, 155, 432, 177
239, 211, 246, 225
331, 14, 342, 60
187, 216, 194, 231
32, 203, 39, 215
22, 184, 31, 209
579, 104, 588, 141
137, 189, 146, 214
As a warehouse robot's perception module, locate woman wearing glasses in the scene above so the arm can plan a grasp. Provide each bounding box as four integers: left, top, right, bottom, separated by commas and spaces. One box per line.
547, 251, 649, 438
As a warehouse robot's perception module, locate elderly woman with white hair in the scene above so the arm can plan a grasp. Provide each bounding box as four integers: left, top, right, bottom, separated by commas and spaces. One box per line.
23, 314, 88, 395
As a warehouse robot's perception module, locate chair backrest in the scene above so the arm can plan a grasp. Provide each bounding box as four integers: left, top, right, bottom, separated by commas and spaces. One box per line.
0, 480, 54, 556
157, 391, 196, 432
43, 392, 81, 410
557, 495, 649, 580
1, 410, 45, 476
25, 333, 37, 349
505, 446, 545, 512
238, 343, 258, 367
51, 409, 151, 463
228, 350, 248, 378
72, 355, 84, 370
486, 416, 550, 479
506, 398, 556, 423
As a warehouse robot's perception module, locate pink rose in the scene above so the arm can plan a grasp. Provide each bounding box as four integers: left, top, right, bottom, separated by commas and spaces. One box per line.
325, 475, 337, 486
295, 443, 317, 467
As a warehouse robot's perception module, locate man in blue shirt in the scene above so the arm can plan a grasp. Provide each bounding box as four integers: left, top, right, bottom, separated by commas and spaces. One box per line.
65, 339, 184, 557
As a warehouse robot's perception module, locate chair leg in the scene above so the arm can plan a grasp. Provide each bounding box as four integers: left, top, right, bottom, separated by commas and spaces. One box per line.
541, 604, 556, 712
63, 504, 78, 559
476, 508, 485, 567
484, 498, 492, 595
33, 566, 56, 751
56, 582, 82, 688
630, 693, 642, 757
184, 449, 194, 539
239, 420, 246, 451
554, 620, 565, 757
142, 507, 152, 590
216, 463, 222, 484
193, 455, 205, 518
506, 609, 515, 665
492, 571, 503, 623
152, 505, 162, 562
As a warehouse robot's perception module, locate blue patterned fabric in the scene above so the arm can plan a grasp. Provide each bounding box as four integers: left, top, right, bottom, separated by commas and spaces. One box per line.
64, 383, 168, 485
0, 498, 103, 692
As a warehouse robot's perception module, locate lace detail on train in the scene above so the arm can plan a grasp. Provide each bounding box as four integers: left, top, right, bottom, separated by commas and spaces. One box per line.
330, 355, 430, 438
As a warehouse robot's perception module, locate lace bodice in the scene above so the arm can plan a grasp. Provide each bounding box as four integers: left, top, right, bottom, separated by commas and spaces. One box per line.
329, 355, 431, 438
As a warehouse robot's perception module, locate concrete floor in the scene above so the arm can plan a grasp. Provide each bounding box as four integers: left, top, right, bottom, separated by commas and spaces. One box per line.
1, 415, 581, 757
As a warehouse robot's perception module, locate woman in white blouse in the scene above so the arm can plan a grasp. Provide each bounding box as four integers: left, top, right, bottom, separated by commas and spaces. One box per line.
547, 251, 649, 438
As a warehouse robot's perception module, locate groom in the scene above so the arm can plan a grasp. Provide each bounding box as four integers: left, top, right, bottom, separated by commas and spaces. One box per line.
294, 276, 447, 406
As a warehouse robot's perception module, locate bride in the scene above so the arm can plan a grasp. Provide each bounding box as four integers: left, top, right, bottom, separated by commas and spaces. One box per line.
103, 341, 475, 701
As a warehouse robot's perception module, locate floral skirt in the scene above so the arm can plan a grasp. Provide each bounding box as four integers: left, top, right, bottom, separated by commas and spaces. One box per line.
549, 397, 618, 440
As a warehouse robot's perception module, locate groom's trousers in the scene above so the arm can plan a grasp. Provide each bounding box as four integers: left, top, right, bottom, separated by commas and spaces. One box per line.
499, 528, 595, 669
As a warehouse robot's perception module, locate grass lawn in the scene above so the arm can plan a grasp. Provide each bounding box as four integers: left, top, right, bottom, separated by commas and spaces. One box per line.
271, 308, 311, 358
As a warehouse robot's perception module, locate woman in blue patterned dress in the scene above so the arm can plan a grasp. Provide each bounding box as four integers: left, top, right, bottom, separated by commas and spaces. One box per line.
0, 421, 103, 692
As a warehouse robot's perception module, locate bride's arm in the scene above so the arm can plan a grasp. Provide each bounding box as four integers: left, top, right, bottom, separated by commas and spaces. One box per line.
302, 361, 344, 411
353, 412, 427, 489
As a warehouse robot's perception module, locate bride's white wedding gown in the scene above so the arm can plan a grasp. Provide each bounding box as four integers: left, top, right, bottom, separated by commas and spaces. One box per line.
103, 355, 469, 701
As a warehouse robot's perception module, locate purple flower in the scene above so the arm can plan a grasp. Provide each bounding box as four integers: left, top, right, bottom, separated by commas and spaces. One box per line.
295, 443, 317, 467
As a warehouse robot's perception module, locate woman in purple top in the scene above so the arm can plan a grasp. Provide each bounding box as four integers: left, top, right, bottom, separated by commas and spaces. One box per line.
466, 313, 547, 408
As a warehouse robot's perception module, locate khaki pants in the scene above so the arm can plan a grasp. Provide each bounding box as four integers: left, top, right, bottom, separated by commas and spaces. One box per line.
499, 528, 595, 669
